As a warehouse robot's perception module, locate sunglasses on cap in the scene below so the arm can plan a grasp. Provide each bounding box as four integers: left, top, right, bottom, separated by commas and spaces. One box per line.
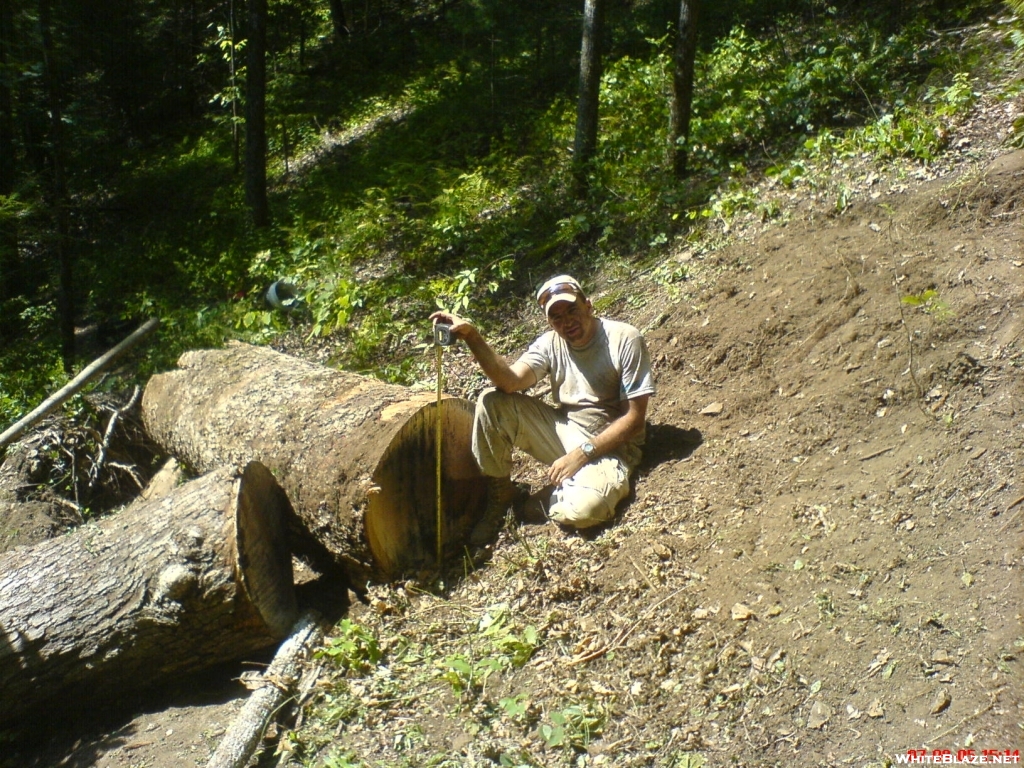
537, 282, 583, 309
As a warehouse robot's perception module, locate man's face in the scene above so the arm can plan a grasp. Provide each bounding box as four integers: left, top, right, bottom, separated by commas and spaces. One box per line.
547, 298, 597, 347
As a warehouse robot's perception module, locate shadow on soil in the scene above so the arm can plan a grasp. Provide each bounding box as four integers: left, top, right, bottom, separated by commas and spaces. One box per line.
637, 422, 703, 474
2, 656, 262, 768
2, 570, 351, 768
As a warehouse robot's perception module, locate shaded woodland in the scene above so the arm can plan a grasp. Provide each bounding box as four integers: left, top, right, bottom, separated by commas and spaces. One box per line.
1, 0, 997, 412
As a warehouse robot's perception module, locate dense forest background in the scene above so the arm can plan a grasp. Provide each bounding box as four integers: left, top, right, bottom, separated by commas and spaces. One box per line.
0, 0, 1019, 427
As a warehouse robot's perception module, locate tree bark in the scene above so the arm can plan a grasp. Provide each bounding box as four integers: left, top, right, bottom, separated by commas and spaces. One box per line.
206, 610, 324, 768
229, 0, 241, 173
245, 0, 270, 227
328, 0, 350, 39
0, 461, 298, 727
573, 0, 605, 193
141, 342, 488, 583
0, 0, 18, 343
668, 0, 699, 179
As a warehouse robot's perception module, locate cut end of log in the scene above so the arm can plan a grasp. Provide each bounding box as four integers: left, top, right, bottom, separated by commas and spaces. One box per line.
235, 462, 299, 638
365, 399, 487, 578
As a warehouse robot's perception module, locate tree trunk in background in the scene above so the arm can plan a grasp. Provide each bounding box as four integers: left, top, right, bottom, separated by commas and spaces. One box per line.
245, 0, 270, 227
38, 0, 74, 370
573, 0, 605, 194
328, 0, 350, 39
230, 0, 241, 172
0, 0, 18, 343
0, 462, 298, 728
668, 0, 699, 179
141, 343, 489, 583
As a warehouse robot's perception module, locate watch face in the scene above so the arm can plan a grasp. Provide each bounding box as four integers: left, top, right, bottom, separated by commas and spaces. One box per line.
582, 441, 596, 458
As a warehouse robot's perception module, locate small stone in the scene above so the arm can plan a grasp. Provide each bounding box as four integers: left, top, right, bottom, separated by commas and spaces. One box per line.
652, 543, 673, 560
731, 603, 755, 621
700, 401, 724, 416
930, 689, 951, 715
866, 699, 885, 718
807, 700, 832, 729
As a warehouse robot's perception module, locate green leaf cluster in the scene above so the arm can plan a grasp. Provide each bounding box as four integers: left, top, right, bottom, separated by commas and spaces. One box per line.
539, 700, 607, 750
316, 619, 383, 676
439, 603, 542, 698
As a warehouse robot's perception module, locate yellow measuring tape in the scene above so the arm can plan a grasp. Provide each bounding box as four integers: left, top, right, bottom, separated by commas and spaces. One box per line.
435, 342, 444, 568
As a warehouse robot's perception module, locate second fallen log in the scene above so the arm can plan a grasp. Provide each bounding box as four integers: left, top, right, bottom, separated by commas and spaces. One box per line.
0, 461, 297, 727
141, 342, 488, 581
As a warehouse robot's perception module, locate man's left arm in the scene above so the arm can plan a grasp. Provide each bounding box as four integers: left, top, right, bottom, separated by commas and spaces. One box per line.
547, 394, 650, 486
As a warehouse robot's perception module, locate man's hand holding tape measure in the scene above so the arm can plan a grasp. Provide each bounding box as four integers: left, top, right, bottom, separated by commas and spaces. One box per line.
428, 310, 476, 346
429, 310, 539, 396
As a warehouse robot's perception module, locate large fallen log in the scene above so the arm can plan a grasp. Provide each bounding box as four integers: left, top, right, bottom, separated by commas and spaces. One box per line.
141, 342, 488, 582
0, 461, 297, 727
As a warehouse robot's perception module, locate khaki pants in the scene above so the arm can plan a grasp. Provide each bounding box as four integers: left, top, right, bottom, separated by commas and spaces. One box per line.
472, 389, 632, 528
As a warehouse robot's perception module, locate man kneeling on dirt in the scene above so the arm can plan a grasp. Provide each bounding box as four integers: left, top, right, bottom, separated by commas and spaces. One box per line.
430, 275, 655, 545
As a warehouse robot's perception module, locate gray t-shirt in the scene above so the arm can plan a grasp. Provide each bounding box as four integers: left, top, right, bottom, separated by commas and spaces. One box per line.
517, 318, 655, 464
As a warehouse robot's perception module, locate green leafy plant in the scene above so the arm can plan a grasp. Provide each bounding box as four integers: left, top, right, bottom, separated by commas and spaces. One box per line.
925, 72, 977, 117
669, 754, 707, 768
478, 603, 541, 667
901, 289, 953, 321
316, 620, 383, 675
432, 267, 482, 315
322, 750, 365, 768
539, 700, 607, 750
499, 693, 529, 722
315, 689, 361, 725
498, 752, 542, 768
652, 259, 689, 290
437, 604, 542, 700
439, 652, 504, 697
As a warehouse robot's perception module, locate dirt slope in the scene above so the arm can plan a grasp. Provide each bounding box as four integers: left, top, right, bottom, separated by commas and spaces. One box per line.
290, 110, 1023, 766
605, 148, 1024, 765
9, 94, 1023, 768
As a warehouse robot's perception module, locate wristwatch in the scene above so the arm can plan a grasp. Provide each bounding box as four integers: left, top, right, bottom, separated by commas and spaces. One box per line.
581, 441, 597, 459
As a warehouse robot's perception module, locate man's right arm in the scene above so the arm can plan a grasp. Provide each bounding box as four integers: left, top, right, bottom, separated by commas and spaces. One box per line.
429, 311, 537, 393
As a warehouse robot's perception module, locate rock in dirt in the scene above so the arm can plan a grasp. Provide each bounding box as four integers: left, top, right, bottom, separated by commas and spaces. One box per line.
807, 700, 832, 729
930, 689, 952, 715
731, 603, 755, 621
